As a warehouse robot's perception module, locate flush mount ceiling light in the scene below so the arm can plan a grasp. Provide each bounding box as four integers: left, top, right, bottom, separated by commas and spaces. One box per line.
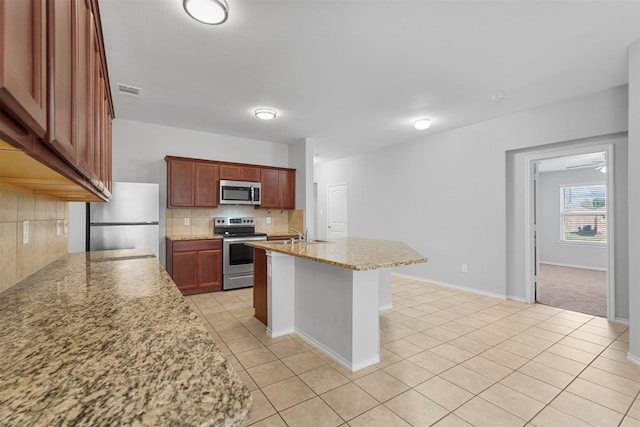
254, 108, 277, 120
414, 119, 431, 130
183, 0, 229, 25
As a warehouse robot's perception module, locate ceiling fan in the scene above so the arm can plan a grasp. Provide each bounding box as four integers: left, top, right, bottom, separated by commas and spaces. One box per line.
566, 159, 606, 173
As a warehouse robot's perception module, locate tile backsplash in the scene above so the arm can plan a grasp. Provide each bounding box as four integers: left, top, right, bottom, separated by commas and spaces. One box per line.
0, 184, 68, 293
166, 205, 304, 237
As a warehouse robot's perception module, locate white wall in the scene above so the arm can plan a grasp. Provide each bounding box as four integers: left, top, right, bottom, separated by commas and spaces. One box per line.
289, 138, 315, 237
537, 168, 607, 270
316, 86, 628, 303
73, 119, 292, 265
68, 202, 86, 252
627, 39, 640, 360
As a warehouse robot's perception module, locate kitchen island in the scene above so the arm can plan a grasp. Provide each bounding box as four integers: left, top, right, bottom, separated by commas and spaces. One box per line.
0, 249, 251, 426
247, 238, 427, 372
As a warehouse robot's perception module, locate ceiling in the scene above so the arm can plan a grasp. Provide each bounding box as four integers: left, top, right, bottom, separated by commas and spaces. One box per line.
98, 0, 640, 163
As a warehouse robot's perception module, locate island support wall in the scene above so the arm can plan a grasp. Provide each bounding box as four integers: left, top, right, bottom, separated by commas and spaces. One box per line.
266, 251, 390, 371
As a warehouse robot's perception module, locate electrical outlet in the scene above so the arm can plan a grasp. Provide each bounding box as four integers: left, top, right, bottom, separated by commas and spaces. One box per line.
461, 264, 468, 273
23, 221, 29, 244
266, 217, 272, 224
56, 220, 62, 236
183, 217, 190, 226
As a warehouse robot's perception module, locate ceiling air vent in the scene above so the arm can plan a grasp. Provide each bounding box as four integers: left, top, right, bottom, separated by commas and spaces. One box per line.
117, 83, 141, 97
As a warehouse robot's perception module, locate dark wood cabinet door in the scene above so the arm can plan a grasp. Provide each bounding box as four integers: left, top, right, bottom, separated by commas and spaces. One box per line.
260, 168, 278, 208
253, 248, 267, 325
198, 250, 222, 290
168, 159, 195, 207
220, 164, 260, 181
47, 0, 76, 164
0, 0, 47, 139
172, 251, 198, 290
74, 1, 94, 177
195, 162, 219, 207
278, 169, 296, 209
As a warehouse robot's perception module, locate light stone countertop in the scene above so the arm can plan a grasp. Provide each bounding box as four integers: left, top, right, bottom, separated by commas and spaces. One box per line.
0, 249, 252, 426
165, 232, 298, 241
166, 234, 223, 240
246, 237, 427, 271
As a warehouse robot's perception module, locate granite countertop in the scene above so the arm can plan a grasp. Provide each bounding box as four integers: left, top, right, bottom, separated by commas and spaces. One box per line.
166, 234, 223, 240
167, 232, 297, 240
247, 237, 427, 271
265, 232, 299, 238
0, 249, 251, 426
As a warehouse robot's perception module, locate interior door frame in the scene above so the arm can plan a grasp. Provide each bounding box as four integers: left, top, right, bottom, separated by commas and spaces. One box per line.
523, 143, 615, 320
327, 182, 348, 239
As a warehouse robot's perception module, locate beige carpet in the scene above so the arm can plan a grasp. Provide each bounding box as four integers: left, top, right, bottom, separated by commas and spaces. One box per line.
538, 263, 607, 317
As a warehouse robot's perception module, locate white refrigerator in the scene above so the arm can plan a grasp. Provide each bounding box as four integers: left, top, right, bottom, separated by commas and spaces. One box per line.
89, 182, 160, 258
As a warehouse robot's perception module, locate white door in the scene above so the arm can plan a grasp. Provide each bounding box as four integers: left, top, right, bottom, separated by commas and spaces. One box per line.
327, 183, 347, 239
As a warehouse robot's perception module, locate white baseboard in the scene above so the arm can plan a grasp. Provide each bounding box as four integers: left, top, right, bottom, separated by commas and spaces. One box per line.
379, 303, 393, 311
539, 261, 607, 272
267, 326, 294, 338
614, 317, 630, 325
295, 328, 380, 372
628, 352, 640, 367
392, 273, 516, 301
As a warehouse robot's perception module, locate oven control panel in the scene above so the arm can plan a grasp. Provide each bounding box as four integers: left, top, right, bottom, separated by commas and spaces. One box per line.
214, 217, 255, 226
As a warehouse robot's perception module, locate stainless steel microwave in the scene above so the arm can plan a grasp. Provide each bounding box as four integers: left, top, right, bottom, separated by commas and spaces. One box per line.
219, 180, 261, 205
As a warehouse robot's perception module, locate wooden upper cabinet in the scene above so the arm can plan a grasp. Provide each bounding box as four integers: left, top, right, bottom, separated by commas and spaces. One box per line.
0, 0, 112, 201
165, 157, 295, 210
260, 167, 296, 209
195, 161, 219, 207
74, 1, 94, 177
278, 169, 296, 209
219, 164, 260, 182
260, 168, 279, 208
168, 159, 195, 207
47, 0, 108, 182
47, 0, 76, 163
0, 0, 48, 139
166, 157, 218, 208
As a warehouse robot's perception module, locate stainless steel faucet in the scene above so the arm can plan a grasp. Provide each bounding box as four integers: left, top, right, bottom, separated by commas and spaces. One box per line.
290, 228, 303, 242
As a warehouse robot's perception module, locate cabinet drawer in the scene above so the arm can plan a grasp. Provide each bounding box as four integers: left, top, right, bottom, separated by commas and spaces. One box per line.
172, 239, 221, 252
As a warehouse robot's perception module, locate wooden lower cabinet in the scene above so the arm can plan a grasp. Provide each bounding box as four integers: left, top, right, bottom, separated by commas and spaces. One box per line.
167, 238, 222, 295
253, 248, 267, 325
253, 236, 296, 325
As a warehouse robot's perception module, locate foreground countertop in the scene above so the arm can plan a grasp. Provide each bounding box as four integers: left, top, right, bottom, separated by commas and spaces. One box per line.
0, 249, 252, 426
247, 237, 427, 271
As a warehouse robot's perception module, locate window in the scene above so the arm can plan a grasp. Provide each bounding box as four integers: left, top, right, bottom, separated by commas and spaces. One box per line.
561, 185, 606, 243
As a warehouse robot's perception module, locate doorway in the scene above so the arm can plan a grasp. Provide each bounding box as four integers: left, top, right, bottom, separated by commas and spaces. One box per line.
327, 183, 348, 239
532, 149, 612, 317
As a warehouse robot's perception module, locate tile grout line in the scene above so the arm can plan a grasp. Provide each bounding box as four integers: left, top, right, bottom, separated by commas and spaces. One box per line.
188, 282, 634, 427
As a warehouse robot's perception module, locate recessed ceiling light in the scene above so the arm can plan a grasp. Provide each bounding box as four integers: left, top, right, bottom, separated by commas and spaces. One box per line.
492, 92, 507, 102
414, 119, 431, 130
183, 0, 229, 25
254, 108, 277, 120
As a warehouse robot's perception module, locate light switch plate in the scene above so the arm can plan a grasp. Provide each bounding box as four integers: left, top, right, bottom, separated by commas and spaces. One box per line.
266, 217, 271, 224
23, 221, 29, 244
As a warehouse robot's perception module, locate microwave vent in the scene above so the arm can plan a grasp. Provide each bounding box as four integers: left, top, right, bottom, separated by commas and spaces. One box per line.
117, 83, 141, 97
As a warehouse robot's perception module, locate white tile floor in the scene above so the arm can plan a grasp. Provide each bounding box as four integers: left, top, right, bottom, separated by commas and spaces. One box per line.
186, 275, 639, 427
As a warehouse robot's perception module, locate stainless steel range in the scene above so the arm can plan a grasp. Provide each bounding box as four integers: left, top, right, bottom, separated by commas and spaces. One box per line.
214, 217, 267, 290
